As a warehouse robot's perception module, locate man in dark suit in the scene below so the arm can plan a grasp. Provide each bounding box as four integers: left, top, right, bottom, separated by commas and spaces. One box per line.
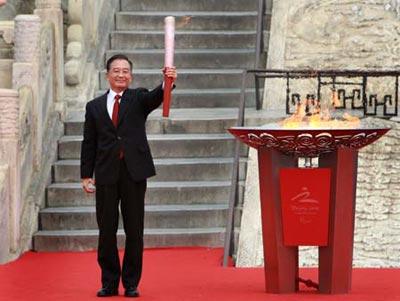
80, 54, 177, 298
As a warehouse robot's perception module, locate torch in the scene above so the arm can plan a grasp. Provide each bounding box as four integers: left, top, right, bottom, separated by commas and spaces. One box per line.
163, 16, 175, 118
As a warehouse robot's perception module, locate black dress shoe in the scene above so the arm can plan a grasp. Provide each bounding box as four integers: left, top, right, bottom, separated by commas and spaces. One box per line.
97, 287, 118, 297
124, 287, 139, 298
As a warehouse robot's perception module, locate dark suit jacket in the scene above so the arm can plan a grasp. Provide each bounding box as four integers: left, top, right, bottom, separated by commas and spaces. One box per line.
80, 85, 163, 185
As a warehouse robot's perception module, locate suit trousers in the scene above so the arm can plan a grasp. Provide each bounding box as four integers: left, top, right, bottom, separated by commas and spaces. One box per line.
95, 158, 146, 289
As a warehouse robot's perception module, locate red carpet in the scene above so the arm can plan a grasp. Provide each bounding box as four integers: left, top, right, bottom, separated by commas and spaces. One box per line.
0, 248, 399, 301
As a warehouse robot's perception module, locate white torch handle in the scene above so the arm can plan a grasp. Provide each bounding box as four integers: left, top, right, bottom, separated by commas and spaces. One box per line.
164, 16, 175, 68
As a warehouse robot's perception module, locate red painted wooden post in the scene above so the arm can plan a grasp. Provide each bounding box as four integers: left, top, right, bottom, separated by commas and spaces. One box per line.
318, 148, 358, 294
257, 147, 298, 293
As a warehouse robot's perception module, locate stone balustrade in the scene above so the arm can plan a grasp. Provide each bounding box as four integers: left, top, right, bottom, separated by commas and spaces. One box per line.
34, 0, 64, 104
0, 88, 21, 263
12, 14, 41, 167
0, 0, 64, 263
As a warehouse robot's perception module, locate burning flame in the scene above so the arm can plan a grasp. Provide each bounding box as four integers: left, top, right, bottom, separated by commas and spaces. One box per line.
176, 16, 192, 29
281, 90, 361, 129
331, 89, 340, 108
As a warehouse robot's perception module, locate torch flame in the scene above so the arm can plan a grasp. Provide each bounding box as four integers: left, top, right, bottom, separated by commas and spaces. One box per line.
176, 16, 192, 29
331, 89, 341, 108
281, 90, 360, 129
280, 102, 307, 128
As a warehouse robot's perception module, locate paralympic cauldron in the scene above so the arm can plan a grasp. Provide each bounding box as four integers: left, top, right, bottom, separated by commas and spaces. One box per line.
229, 124, 390, 294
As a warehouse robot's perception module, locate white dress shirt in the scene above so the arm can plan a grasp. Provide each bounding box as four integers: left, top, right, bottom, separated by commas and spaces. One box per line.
107, 83, 167, 119
107, 89, 123, 120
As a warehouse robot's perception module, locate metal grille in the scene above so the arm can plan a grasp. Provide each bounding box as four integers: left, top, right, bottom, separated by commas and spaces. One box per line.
252, 69, 400, 118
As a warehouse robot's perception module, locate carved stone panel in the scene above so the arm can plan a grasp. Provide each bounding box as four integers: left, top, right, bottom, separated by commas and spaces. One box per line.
38, 22, 54, 122
0, 88, 19, 139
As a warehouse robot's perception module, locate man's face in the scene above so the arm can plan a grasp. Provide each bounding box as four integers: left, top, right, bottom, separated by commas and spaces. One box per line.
106, 59, 133, 92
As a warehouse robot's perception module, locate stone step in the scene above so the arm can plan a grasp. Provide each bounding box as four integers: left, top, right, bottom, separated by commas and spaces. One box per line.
47, 181, 245, 207
39, 204, 231, 230
120, 0, 258, 12
105, 49, 265, 69
110, 30, 256, 50
33, 228, 226, 251
116, 11, 258, 31
99, 68, 254, 90
58, 134, 247, 160
94, 88, 258, 110
65, 113, 238, 135
53, 158, 247, 183
64, 107, 279, 136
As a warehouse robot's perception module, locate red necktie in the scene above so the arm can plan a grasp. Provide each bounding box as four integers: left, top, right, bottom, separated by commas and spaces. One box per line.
112, 94, 123, 158
112, 94, 121, 128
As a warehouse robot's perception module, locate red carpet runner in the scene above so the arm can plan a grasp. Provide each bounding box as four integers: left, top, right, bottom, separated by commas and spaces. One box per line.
0, 248, 399, 301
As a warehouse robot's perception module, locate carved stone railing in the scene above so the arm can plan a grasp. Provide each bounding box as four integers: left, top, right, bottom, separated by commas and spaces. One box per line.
64, 0, 118, 107
0, 88, 21, 263
18, 86, 34, 194
34, 0, 64, 104
0, 2, 64, 263
12, 14, 41, 165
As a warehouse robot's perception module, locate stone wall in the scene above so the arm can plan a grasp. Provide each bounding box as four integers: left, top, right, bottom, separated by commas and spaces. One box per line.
235, 147, 264, 266
355, 118, 400, 266
237, 0, 400, 267
264, 0, 400, 110
285, 0, 400, 70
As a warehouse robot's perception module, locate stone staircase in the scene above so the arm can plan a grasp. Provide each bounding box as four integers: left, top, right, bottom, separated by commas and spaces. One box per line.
33, 0, 270, 251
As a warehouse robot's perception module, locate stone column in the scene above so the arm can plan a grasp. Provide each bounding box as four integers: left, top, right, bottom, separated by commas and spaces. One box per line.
0, 88, 21, 255
34, 0, 64, 103
12, 14, 40, 168
13, 15, 40, 63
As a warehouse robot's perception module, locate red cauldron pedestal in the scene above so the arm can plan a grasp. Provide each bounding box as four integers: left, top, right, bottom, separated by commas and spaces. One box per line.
229, 126, 389, 294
